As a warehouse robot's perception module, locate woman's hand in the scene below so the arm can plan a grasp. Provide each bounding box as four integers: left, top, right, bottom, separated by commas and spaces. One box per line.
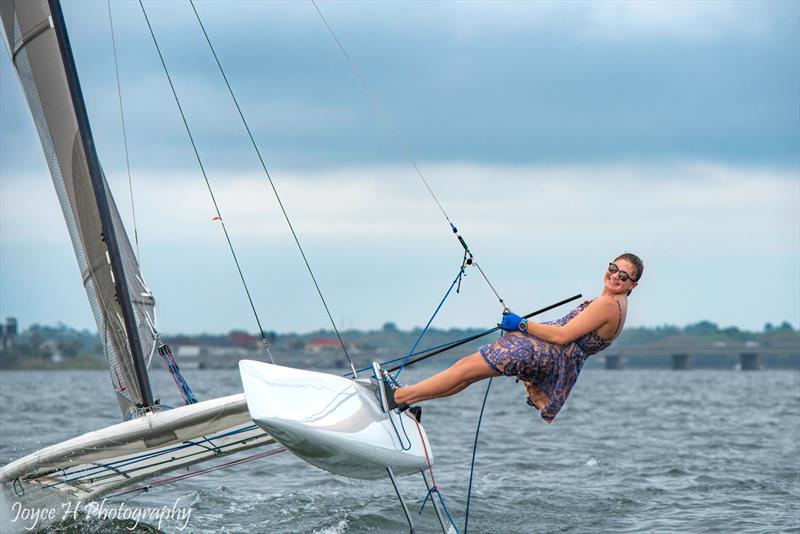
499, 311, 526, 332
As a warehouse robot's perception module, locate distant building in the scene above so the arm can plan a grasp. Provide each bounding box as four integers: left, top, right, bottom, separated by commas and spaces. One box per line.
305, 338, 354, 354
172, 344, 258, 370
229, 330, 260, 349
1, 317, 17, 349
174, 345, 202, 369
40, 339, 60, 360
176, 345, 202, 358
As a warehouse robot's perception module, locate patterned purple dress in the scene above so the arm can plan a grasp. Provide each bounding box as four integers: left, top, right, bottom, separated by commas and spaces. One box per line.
480, 300, 619, 423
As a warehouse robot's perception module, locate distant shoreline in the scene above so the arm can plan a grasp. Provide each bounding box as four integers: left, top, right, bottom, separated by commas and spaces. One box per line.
1, 320, 797, 371
1, 354, 797, 371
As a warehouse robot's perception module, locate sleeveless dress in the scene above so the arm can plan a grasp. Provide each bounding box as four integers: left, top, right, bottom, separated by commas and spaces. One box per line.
480, 300, 620, 423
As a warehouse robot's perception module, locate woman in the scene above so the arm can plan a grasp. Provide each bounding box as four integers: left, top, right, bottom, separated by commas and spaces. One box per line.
376, 253, 643, 423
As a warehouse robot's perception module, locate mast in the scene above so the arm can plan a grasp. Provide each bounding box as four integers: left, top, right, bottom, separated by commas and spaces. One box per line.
47, 0, 154, 409
1, 0, 157, 414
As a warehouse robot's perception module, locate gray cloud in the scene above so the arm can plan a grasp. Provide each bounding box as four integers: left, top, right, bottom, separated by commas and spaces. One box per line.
2, 162, 797, 332
3, 0, 798, 176
1, 1, 798, 333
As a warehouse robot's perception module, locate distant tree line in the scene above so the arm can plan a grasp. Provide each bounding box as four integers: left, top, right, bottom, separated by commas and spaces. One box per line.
1, 320, 796, 369
0, 323, 102, 368
615, 320, 797, 347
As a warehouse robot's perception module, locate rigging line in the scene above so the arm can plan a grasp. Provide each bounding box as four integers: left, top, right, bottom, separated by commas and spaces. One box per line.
44, 431, 272, 490
310, 0, 450, 224
343, 292, 583, 377
137, 0, 274, 364
464, 377, 492, 534
310, 1, 508, 310
472, 260, 506, 308
107, 0, 140, 263
385, 293, 583, 373
48, 424, 261, 484
107, 447, 287, 499
394, 266, 464, 381
187, 0, 357, 377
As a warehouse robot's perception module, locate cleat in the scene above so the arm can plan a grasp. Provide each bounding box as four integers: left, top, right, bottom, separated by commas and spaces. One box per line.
407, 405, 422, 423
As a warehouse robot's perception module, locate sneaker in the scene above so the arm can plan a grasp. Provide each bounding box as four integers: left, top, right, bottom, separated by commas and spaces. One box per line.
381, 368, 406, 390
382, 368, 411, 413
371, 361, 408, 413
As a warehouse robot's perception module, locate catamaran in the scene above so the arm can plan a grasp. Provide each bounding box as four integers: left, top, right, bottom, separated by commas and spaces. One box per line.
2, 2, 581, 531
0, 1, 442, 530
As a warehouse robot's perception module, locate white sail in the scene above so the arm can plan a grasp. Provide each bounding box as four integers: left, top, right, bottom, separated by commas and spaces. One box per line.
1, 0, 156, 417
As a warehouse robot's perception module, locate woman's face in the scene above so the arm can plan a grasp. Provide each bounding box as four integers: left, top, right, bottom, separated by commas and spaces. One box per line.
604, 259, 638, 295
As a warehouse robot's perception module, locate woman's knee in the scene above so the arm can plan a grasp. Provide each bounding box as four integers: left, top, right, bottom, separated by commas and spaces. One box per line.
462, 353, 498, 380
453, 355, 473, 368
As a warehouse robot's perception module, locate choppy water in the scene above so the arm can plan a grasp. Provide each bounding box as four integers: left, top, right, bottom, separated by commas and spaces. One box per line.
1, 366, 798, 533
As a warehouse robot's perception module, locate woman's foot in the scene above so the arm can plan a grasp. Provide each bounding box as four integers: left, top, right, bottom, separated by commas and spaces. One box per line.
371, 362, 409, 413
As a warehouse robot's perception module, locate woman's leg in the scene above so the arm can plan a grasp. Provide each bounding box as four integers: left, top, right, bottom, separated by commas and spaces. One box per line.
394, 352, 499, 405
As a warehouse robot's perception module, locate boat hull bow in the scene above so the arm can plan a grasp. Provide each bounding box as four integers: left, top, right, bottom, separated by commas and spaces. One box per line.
239, 360, 432, 480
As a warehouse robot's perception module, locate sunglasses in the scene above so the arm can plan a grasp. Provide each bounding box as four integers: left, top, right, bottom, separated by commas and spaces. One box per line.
608, 262, 635, 282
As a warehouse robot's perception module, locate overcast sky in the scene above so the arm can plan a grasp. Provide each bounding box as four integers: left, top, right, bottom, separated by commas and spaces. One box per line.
1, 0, 798, 335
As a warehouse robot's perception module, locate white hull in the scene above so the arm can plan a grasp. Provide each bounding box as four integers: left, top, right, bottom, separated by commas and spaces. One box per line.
0, 394, 275, 501
239, 360, 432, 480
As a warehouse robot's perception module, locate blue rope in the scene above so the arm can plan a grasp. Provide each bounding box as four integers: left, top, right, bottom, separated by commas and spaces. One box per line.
44, 424, 260, 488
159, 344, 198, 405
385, 266, 464, 453
439, 492, 461, 534
420, 485, 461, 534
350, 331, 477, 377
464, 377, 492, 534
393, 267, 465, 381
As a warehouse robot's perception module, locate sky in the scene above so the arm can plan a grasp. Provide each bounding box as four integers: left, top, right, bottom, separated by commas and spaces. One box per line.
1, 0, 798, 335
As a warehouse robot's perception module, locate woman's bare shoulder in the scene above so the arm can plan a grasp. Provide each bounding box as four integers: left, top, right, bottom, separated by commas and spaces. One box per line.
586, 296, 621, 314
590, 294, 619, 306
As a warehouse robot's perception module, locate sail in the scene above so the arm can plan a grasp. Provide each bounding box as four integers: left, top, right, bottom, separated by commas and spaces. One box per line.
1, 0, 156, 417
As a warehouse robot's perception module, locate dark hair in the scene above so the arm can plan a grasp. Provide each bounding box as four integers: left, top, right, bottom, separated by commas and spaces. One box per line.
614, 252, 643, 296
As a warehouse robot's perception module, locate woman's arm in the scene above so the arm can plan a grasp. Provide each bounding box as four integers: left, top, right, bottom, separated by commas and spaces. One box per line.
524, 297, 617, 345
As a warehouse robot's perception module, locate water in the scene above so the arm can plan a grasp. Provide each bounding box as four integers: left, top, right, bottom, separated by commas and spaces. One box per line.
1, 366, 798, 533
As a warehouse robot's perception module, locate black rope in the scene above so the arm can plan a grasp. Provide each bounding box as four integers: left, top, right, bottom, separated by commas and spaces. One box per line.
464, 377, 492, 533
138, 0, 274, 364
107, 0, 140, 263
384, 293, 582, 373
187, 0, 357, 377
311, 0, 508, 310
310, 0, 450, 225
